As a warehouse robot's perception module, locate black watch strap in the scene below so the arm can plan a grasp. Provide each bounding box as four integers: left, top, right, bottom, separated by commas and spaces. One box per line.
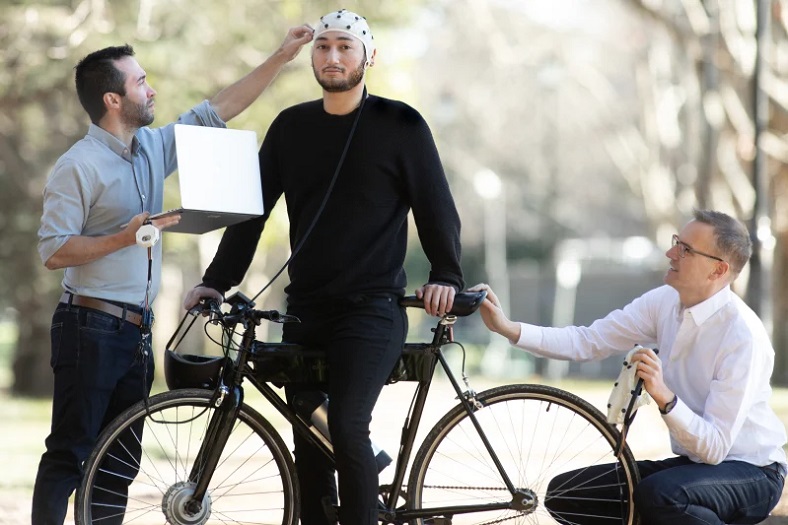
660, 394, 678, 415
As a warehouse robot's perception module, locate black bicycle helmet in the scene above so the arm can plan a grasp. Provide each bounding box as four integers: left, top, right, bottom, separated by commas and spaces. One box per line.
164, 349, 224, 390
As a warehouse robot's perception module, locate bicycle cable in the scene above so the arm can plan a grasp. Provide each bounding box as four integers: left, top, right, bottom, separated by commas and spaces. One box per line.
138, 246, 158, 419
250, 87, 368, 303
143, 318, 237, 425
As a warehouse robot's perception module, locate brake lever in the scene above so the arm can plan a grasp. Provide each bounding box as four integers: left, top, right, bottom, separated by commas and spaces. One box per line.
188, 299, 222, 318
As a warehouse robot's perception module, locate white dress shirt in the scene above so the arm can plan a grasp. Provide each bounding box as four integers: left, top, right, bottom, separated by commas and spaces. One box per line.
514, 284, 787, 469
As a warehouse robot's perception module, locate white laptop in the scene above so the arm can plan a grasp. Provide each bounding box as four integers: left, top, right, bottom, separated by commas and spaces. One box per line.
149, 124, 264, 234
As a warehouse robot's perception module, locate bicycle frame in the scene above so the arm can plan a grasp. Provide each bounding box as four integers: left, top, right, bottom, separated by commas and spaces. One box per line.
182, 309, 532, 523
77, 289, 640, 525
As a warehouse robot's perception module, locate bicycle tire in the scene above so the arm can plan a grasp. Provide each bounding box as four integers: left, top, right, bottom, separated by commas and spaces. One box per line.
407, 384, 640, 525
75, 388, 299, 525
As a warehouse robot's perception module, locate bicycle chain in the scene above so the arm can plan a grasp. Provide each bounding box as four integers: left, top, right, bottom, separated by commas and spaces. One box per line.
402, 485, 527, 525
418, 484, 509, 491
477, 512, 527, 525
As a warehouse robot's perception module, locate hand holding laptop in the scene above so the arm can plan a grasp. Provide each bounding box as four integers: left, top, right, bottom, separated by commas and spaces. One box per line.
121, 211, 181, 237
120, 211, 181, 244
149, 211, 182, 230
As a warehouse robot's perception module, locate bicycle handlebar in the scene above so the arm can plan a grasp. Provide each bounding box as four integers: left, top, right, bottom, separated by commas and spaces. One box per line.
193, 290, 487, 327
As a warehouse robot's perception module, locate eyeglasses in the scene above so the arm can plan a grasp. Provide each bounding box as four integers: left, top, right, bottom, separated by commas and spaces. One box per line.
671, 234, 725, 263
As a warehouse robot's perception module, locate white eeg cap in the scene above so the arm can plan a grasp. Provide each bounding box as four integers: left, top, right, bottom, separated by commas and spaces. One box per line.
315, 9, 375, 65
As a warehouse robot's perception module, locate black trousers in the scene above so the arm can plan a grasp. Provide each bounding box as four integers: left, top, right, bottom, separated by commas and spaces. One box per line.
283, 294, 407, 525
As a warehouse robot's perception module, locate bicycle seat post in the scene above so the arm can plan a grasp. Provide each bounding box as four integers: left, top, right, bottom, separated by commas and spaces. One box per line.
433, 314, 457, 346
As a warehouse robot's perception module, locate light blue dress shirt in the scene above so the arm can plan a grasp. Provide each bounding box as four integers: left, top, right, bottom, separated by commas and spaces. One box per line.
38, 101, 226, 306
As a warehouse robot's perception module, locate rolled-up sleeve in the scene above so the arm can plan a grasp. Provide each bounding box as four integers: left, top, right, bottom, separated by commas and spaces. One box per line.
189, 100, 225, 127
38, 159, 90, 264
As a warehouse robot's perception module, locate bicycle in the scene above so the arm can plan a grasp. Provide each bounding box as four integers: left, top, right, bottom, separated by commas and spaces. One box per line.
75, 290, 640, 525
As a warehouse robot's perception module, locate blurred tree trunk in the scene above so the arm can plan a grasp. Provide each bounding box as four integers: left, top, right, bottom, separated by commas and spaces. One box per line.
774, 232, 788, 384
11, 292, 57, 397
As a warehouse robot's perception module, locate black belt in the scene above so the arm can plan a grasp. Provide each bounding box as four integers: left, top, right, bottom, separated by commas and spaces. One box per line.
60, 292, 143, 327
763, 462, 787, 479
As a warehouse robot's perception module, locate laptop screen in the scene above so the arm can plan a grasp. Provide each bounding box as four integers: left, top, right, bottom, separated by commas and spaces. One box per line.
174, 124, 264, 215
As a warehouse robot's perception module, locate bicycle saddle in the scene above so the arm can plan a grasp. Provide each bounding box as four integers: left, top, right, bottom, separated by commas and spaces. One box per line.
399, 290, 487, 317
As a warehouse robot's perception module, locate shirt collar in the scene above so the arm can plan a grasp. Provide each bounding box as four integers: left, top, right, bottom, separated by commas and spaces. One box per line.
684, 285, 732, 325
87, 123, 141, 160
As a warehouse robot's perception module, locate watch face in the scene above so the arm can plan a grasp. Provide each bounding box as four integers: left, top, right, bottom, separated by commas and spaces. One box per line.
662, 395, 677, 414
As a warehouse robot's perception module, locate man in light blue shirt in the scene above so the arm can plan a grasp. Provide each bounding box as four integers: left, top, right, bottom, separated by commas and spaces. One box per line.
471, 209, 786, 525
33, 25, 313, 525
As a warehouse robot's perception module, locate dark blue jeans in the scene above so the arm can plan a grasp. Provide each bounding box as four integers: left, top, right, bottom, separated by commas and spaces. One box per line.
635, 457, 785, 525
283, 294, 407, 525
31, 301, 153, 525
546, 456, 785, 525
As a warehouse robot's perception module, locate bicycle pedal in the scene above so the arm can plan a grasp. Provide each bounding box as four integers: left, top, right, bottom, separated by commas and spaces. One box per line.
425, 517, 452, 525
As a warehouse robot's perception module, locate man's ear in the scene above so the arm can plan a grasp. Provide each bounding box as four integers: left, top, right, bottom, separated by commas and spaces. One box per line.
710, 260, 730, 281
365, 49, 377, 68
103, 92, 121, 111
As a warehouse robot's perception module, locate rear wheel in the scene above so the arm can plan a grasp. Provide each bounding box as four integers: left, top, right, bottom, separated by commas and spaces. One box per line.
408, 384, 639, 525
75, 388, 299, 525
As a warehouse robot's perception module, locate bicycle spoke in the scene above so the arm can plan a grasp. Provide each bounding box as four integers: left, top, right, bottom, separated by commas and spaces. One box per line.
408, 385, 638, 525
78, 390, 297, 525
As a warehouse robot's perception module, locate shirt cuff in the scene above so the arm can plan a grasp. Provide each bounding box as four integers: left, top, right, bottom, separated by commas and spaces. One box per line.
514, 322, 543, 349
662, 396, 691, 424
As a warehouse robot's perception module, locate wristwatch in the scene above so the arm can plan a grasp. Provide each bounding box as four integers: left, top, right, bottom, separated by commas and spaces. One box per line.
659, 394, 678, 415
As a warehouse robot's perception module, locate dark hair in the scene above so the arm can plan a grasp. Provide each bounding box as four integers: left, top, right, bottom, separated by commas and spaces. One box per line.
74, 45, 135, 124
693, 209, 752, 276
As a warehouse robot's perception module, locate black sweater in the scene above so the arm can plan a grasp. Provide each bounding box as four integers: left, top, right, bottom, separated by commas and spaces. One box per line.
203, 95, 463, 305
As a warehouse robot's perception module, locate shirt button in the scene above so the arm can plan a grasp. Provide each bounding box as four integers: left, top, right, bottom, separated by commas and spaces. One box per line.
142, 195, 146, 200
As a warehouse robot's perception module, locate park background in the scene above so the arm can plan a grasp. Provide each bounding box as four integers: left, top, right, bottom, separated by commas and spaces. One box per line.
2, 0, 788, 522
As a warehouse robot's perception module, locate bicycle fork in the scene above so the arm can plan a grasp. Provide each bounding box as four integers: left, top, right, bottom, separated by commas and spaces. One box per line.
177, 385, 243, 515
183, 383, 244, 516
180, 325, 256, 517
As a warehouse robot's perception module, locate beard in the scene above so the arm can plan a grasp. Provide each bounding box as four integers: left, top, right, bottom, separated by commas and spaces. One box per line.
121, 97, 154, 129
313, 59, 366, 93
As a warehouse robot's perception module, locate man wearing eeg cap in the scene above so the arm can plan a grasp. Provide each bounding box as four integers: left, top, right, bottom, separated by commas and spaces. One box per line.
316, 9, 376, 67
184, 8, 464, 525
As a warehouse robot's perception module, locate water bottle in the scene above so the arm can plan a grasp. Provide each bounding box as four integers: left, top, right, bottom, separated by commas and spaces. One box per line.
293, 391, 393, 473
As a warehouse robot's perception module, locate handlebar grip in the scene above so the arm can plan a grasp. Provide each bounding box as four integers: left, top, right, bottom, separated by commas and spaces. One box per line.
251, 310, 301, 324
399, 290, 487, 317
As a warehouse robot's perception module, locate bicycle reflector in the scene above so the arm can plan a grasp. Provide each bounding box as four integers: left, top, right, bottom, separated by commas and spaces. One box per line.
164, 349, 224, 390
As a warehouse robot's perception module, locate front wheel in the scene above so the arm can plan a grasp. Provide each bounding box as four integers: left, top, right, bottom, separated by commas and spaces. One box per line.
408, 384, 640, 525
75, 388, 299, 525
